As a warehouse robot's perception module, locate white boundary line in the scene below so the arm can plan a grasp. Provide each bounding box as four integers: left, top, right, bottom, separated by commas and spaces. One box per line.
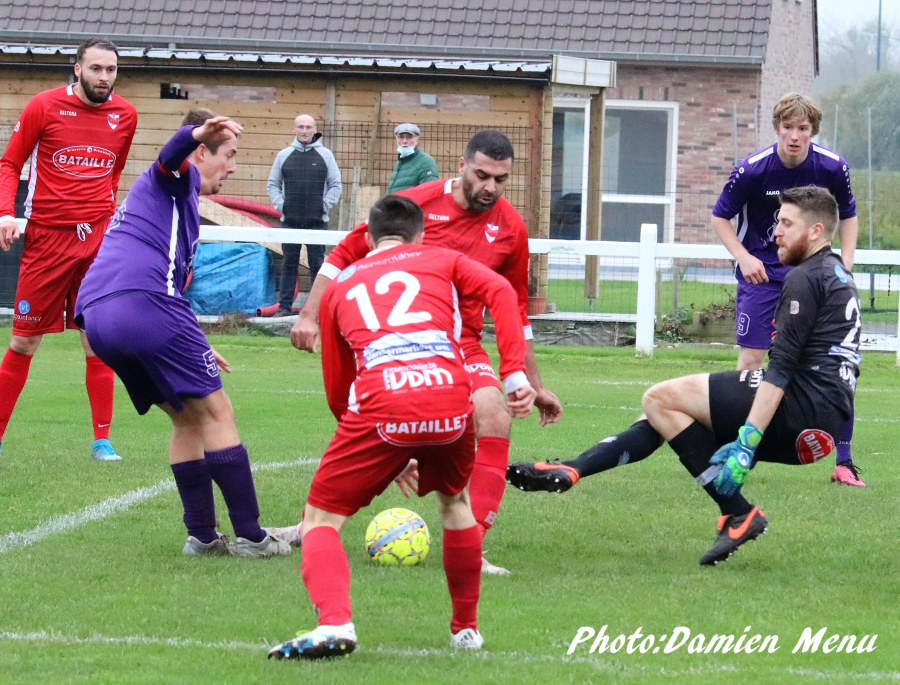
0, 458, 319, 555
0, 630, 898, 681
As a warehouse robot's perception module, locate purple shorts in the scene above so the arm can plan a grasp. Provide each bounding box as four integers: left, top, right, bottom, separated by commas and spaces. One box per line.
78, 291, 222, 415
735, 280, 782, 350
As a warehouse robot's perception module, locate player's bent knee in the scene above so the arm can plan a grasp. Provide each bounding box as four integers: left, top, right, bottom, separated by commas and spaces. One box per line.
737, 347, 766, 371
643, 376, 707, 419
9, 334, 41, 356
473, 387, 511, 437
301, 504, 348, 536
435, 490, 476, 530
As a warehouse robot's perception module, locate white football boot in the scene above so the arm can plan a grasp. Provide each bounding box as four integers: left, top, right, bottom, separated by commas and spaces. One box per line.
182, 533, 233, 556
233, 531, 291, 558
266, 524, 303, 547
268, 623, 357, 660
451, 628, 485, 649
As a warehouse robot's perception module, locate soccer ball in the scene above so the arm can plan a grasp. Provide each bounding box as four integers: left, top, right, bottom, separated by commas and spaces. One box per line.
365, 508, 430, 566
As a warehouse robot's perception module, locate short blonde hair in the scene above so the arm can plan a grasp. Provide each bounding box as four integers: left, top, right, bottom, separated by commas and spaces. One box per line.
772, 93, 822, 135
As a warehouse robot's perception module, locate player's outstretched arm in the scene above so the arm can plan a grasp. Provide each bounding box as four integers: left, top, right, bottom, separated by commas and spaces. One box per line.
291, 273, 332, 352
0, 219, 19, 252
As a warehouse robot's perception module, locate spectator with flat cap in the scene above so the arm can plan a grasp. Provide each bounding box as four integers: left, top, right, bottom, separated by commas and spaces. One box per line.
386, 123, 439, 194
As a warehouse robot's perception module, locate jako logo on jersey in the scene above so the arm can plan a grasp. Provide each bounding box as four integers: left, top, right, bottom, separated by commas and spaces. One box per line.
52, 146, 116, 178
17, 300, 30, 315
384, 367, 453, 390
336, 265, 357, 282
485, 223, 500, 243
107, 113, 120, 129
796, 429, 835, 465
765, 190, 780, 196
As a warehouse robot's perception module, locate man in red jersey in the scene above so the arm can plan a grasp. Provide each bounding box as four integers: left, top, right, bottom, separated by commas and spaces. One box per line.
0, 38, 137, 461
290, 130, 562, 575
268, 195, 535, 661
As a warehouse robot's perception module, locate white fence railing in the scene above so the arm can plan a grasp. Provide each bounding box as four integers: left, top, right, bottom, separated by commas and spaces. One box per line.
12, 220, 900, 363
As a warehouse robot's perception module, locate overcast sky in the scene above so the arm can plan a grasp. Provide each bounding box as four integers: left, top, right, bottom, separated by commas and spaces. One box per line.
817, 0, 899, 38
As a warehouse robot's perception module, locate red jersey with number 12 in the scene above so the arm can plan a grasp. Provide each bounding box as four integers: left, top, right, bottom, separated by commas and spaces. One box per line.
320, 243, 529, 422
322, 178, 531, 341
0, 85, 137, 227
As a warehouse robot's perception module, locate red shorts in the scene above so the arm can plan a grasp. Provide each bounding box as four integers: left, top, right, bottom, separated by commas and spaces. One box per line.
461, 339, 501, 393
307, 410, 476, 517
13, 220, 108, 336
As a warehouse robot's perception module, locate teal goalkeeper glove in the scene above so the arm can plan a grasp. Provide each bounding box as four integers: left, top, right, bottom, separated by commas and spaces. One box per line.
710, 421, 764, 497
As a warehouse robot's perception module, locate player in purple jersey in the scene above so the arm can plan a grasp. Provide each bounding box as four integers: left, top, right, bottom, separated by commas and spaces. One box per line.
75, 110, 293, 557
505, 95, 865, 495
710, 93, 863, 487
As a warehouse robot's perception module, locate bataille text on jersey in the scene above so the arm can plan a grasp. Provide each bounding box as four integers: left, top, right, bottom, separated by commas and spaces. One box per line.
380, 416, 465, 435
52, 145, 117, 178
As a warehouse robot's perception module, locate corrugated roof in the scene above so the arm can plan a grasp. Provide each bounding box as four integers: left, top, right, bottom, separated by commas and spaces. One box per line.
0, 44, 552, 74
0, 0, 772, 63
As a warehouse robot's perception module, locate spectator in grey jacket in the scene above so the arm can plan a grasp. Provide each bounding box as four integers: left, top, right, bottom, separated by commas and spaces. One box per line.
267, 115, 342, 316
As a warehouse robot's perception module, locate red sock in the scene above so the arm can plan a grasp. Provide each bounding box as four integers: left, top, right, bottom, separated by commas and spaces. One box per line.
301, 526, 352, 626
0, 348, 33, 441
469, 437, 509, 533
85, 356, 114, 441
443, 525, 482, 633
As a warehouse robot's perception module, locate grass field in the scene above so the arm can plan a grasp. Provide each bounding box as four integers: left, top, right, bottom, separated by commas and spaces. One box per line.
1, 329, 898, 684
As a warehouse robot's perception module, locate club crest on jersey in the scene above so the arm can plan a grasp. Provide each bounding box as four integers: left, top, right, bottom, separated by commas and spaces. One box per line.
336, 265, 357, 282
107, 113, 120, 129
52, 145, 116, 178
485, 223, 500, 243
796, 429, 834, 465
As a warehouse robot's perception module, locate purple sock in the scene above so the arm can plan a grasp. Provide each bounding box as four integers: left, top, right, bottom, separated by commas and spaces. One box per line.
835, 408, 854, 465
205, 444, 265, 543
171, 460, 218, 544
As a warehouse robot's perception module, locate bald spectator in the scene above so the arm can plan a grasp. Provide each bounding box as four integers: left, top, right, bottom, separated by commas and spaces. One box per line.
385, 123, 439, 194
267, 114, 341, 316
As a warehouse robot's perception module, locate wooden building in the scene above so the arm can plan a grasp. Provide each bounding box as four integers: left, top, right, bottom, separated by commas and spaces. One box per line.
0, 0, 819, 303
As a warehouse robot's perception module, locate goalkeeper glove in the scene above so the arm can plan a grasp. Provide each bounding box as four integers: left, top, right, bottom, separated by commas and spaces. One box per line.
710, 421, 764, 497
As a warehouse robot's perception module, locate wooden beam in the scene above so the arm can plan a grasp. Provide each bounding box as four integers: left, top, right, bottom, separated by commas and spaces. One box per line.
584, 89, 605, 300
364, 95, 382, 185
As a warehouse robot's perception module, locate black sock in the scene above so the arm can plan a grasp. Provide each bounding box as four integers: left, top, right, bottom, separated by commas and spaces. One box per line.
668, 421, 753, 517
563, 419, 664, 477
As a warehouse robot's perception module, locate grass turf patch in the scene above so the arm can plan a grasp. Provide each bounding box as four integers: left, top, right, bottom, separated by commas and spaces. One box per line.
0, 329, 897, 684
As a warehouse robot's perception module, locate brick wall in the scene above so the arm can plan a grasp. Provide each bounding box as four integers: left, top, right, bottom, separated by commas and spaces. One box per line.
607, 64, 762, 244
760, 0, 817, 143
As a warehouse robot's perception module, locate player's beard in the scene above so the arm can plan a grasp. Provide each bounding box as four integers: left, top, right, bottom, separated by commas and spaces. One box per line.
461, 175, 499, 213
777, 241, 805, 266
79, 75, 113, 104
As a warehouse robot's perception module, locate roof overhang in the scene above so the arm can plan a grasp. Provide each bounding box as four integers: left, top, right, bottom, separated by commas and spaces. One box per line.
0, 29, 766, 68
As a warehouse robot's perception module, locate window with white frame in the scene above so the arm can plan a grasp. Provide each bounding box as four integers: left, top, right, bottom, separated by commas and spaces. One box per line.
549, 98, 678, 243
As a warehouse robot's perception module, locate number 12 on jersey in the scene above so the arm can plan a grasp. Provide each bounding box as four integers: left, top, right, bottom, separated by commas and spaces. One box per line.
346, 271, 433, 331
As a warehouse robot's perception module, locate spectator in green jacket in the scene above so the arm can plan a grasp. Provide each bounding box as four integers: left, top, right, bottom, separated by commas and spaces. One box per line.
385, 123, 439, 194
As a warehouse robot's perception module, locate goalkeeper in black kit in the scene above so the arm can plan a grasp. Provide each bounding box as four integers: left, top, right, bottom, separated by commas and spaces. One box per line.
508, 186, 861, 566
